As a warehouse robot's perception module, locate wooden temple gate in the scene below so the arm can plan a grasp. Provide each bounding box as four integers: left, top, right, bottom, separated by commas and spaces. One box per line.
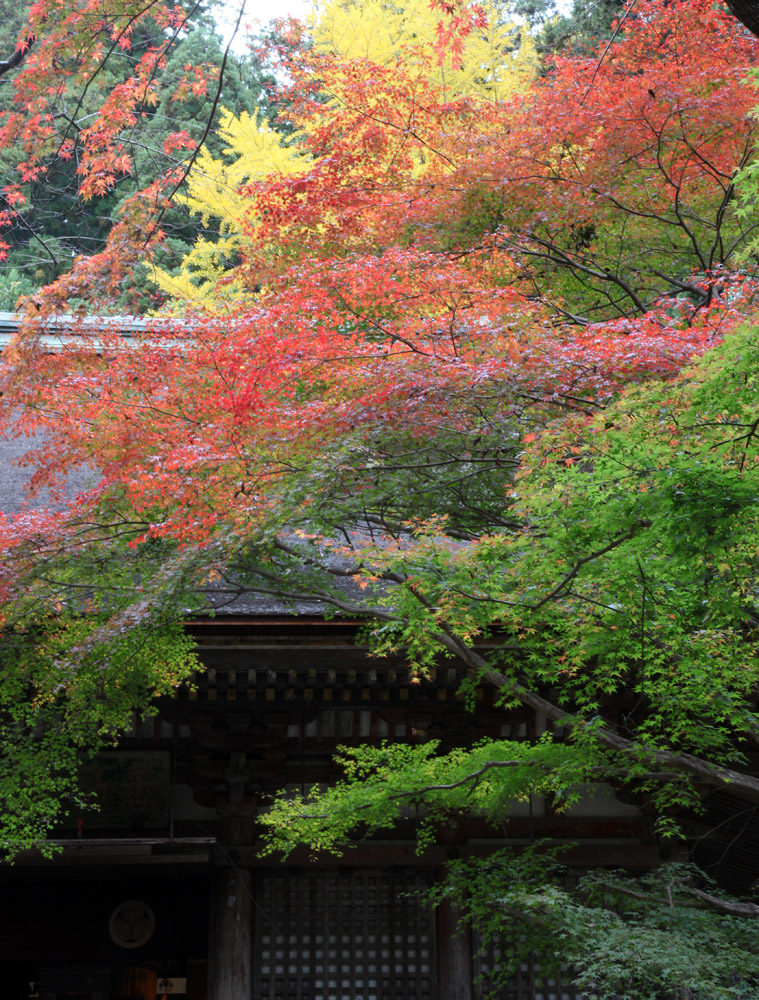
0, 617, 658, 1000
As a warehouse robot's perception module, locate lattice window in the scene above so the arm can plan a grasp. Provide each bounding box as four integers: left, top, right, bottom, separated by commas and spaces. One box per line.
254, 869, 435, 1000
473, 940, 582, 1000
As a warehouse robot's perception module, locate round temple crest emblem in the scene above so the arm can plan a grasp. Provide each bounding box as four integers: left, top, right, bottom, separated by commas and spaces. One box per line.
108, 899, 156, 948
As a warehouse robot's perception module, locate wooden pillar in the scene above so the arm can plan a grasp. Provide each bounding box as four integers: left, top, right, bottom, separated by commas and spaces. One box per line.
208, 863, 254, 1000
436, 870, 474, 1000
207, 798, 256, 1000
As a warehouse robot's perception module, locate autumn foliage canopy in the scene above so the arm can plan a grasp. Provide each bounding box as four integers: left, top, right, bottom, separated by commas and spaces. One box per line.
4, 0, 758, 543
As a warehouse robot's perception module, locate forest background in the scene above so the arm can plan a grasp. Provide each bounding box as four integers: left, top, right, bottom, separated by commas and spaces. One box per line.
3, 0, 759, 996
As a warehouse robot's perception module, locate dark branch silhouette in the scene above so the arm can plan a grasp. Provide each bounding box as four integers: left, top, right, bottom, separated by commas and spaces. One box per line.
0, 35, 33, 78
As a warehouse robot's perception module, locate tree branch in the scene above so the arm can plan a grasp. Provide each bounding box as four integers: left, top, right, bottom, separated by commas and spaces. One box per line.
433, 631, 759, 806
688, 887, 759, 917
0, 35, 34, 78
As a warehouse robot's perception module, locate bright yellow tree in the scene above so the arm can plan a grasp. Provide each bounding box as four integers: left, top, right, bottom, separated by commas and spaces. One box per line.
311, 0, 537, 102
150, 109, 304, 307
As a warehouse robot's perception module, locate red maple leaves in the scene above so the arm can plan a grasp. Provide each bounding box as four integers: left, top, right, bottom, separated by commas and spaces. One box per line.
2, 0, 759, 567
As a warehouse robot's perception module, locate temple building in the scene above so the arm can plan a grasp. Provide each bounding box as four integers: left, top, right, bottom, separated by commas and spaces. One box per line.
0, 612, 661, 1000
0, 313, 754, 1000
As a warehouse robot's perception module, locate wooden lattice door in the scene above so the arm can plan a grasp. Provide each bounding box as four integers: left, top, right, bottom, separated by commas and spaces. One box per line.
473, 941, 583, 1000
253, 869, 436, 1000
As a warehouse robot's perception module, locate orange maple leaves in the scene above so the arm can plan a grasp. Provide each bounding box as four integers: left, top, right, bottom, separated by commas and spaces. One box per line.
2, 0, 759, 567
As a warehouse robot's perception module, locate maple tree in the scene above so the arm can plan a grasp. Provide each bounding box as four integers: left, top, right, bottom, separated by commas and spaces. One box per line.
0, 0, 202, 222
151, 2, 536, 305
161, 0, 759, 323
0, 0, 273, 308
2, 0, 759, 990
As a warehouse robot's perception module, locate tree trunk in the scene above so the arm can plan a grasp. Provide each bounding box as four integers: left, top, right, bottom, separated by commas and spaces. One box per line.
724, 0, 759, 36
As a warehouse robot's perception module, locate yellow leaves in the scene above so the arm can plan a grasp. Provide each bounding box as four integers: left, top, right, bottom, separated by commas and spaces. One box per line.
150, 108, 305, 307
311, 0, 537, 102
151, 239, 248, 309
